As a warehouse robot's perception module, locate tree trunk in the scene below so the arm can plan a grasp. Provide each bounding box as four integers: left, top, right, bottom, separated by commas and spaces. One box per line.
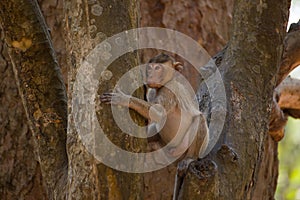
64, 0, 146, 199
194, 0, 289, 198
0, 26, 48, 200
0, 0, 68, 199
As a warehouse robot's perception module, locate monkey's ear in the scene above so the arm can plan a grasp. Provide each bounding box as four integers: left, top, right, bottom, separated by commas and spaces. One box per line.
173, 62, 183, 72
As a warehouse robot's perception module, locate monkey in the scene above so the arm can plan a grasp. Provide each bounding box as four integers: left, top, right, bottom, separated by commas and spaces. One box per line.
100, 53, 209, 199
100, 53, 209, 158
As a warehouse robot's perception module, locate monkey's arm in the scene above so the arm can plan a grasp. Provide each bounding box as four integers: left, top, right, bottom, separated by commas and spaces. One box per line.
100, 91, 165, 122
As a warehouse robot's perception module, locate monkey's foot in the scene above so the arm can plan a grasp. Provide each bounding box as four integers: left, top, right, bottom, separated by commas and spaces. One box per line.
189, 159, 218, 179
176, 158, 194, 178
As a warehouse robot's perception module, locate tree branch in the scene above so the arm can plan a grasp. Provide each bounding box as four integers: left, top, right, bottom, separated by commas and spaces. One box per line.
269, 96, 288, 141
269, 77, 300, 141
277, 76, 300, 111
267, 20, 300, 141
276, 20, 300, 86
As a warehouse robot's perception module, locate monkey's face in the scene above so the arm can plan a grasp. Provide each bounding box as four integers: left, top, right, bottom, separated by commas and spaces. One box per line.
146, 62, 174, 88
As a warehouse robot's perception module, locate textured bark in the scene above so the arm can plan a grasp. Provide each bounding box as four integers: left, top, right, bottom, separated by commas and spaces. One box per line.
65, 0, 146, 199
267, 23, 300, 141
178, 159, 219, 199
0, 28, 48, 200
252, 135, 279, 199
204, 0, 289, 199
0, 0, 68, 199
38, 0, 68, 83
276, 21, 300, 86
277, 76, 300, 112
140, 0, 233, 56
269, 96, 287, 142
269, 77, 300, 141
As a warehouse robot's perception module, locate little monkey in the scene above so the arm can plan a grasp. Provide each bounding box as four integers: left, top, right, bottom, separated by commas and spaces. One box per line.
100, 53, 209, 161
100, 53, 209, 200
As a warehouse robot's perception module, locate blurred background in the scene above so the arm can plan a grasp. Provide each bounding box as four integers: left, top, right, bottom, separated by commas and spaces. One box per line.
276, 0, 300, 199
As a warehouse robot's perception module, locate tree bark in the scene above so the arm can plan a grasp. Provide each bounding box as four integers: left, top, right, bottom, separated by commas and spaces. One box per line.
191, 0, 290, 199
38, 0, 68, 83
65, 0, 146, 199
276, 21, 300, 86
0, 26, 48, 200
277, 77, 300, 112
0, 0, 68, 199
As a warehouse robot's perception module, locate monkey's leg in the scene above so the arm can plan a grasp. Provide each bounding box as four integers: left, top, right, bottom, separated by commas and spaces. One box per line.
173, 158, 194, 200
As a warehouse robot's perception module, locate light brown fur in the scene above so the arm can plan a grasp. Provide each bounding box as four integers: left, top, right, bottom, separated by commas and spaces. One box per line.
100, 56, 209, 159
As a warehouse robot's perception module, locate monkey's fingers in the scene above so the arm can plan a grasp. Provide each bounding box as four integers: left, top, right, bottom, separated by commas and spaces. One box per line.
100, 99, 112, 104
100, 93, 117, 98
101, 92, 114, 96
99, 95, 113, 104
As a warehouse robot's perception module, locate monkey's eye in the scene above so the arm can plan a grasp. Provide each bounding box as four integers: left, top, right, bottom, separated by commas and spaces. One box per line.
154, 65, 161, 70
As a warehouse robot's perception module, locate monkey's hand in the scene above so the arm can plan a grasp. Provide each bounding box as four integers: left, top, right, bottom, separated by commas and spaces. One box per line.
100, 89, 131, 107
100, 89, 157, 121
